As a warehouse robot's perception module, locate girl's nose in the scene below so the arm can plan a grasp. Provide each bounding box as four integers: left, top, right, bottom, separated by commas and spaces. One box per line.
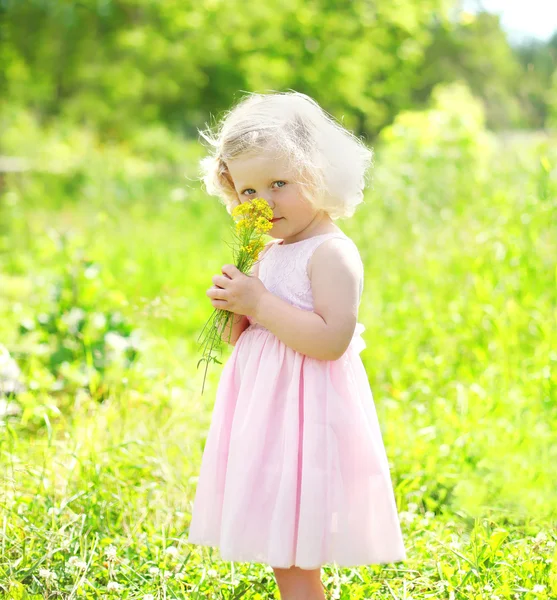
262, 195, 275, 209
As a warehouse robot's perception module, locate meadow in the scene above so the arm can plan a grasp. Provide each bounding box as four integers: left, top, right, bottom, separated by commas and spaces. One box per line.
0, 91, 556, 598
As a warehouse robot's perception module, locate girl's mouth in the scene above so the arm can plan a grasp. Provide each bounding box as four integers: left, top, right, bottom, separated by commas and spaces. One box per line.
271, 218, 282, 223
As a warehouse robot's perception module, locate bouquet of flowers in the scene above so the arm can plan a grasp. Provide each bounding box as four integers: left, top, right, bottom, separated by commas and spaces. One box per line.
197, 198, 274, 394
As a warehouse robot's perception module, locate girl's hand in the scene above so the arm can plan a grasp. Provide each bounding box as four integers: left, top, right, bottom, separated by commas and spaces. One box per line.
207, 264, 268, 316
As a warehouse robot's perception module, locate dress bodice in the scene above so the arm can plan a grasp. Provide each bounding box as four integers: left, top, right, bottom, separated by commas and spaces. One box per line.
245, 232, 366, 354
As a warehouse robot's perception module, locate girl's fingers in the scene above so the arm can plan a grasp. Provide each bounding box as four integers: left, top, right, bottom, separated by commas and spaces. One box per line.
212, 274, 228, 287
207, 286, 227, 300
211, 300, 228, 308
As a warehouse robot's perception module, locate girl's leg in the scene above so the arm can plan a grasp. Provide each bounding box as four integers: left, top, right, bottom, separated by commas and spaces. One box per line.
272, 565, 326, 600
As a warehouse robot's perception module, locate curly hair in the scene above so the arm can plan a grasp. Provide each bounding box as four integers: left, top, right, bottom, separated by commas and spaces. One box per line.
197, 90, 373, 220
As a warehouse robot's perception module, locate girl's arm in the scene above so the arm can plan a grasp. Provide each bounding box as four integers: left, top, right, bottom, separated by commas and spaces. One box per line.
219, 312, 249, 346
252, 239, 363, 361
221, 239, 276, 346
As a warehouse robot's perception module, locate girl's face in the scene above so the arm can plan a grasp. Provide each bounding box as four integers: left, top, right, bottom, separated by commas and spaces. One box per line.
226, 149, 326, 240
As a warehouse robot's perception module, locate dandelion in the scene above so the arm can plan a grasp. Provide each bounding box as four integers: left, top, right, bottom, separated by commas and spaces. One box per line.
197, 197, 273, 394
104, 545, 117, 560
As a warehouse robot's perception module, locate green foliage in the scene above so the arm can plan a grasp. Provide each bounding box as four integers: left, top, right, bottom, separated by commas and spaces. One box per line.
548, 69, 557, 129
376, 81, 496, 209
0, 0, 453, 138
514, 33, 557, 128
2, 1, 557, 137
414, 11, 522, 128
0, 110, 556, 596
18, 250, 140, 388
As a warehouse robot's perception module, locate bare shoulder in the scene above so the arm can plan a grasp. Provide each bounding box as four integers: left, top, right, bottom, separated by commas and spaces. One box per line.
250, 239, 278, 277
308, 236, 364, 358
307, 237, 363, 281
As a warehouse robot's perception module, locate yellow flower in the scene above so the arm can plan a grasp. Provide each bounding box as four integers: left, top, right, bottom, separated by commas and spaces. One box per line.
255, 216, 272, 233
232, 202, 250, 220
232, 198, 273, 225
235, 219, 248, 232
198, 196, 274, 395
253, 240, 265, 256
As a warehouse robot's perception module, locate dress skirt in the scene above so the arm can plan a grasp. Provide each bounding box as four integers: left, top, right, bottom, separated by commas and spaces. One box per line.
187, 322, 407, 569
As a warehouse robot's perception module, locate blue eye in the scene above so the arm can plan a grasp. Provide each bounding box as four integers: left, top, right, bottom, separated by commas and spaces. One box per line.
242, 181, 286, 195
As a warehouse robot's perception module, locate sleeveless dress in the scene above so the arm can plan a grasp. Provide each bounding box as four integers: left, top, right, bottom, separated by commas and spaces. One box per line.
187, 231, 407, 569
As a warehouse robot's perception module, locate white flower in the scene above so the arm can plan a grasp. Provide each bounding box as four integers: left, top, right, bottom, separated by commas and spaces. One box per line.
104, 545, 117, 559
437, 581, 448, 590
165, 545, 179, 558
92, 313, 107, 329
107, 581, 122, 592
407, 502, 419, 513
143, 595, 155, 600
61, 307, 86, 334
533, 585, 546, 593
67, 556, 87, 569
207, 568, 218, 577
84, 264, 100, 279
38, 568, 57, 582
105, 332, 129, 352
149, 566, 160, 575
399, 511, 417, 523
164, 570, 172, 579
483, 584, 493, 592
174, 571, 185, 580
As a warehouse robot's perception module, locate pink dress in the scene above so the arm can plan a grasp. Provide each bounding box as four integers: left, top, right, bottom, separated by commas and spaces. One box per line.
187, 231, 407, 569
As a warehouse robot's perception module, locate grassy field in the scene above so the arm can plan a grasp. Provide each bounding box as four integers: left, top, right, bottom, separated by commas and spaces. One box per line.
0, 116, 556, 598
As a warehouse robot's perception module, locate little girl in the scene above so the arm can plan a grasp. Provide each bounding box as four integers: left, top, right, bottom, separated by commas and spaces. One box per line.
187, 91, 406, 599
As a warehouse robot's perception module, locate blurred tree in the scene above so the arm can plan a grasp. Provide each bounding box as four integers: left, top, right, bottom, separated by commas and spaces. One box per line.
412, 10, 524, 130
1, 0, 453, 139
514, 33, 557, 129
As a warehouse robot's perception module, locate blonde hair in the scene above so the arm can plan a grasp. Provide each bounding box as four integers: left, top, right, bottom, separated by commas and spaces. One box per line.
197, 91, 373, 220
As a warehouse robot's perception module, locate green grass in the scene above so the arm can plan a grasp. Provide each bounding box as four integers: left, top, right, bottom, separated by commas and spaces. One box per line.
0, 125, 556, 599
